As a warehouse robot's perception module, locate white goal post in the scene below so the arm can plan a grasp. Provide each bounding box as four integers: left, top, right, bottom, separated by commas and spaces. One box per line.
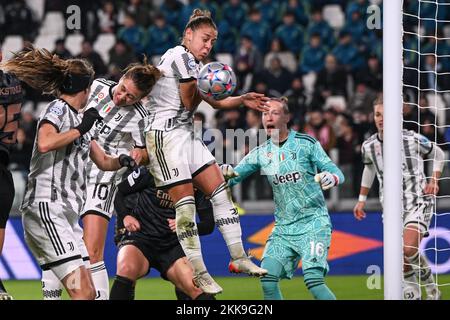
383, 0, 404, 300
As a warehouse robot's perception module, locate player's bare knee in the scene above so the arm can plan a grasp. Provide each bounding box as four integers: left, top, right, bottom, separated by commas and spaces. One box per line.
86, 246, 103, 263
403, 246, 418, 259
117, 263, 141, 280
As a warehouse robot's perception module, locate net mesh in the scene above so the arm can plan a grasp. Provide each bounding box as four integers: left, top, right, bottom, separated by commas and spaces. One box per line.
402, 0, 450, 299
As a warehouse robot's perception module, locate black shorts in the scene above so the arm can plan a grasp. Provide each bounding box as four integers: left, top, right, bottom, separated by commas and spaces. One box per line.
118, 234, 185, 280
0, 163, 14, 228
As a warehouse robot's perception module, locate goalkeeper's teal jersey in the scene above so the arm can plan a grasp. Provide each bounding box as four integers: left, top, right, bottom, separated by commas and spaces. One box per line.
228, 130, 344, 236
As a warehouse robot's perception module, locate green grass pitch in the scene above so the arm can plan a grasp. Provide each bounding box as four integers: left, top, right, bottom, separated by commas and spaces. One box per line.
4, 275, 450, 300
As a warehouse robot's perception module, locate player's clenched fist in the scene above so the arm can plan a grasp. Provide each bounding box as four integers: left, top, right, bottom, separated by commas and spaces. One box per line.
76, 108, 103, 135
314, 171, 339, 190
220, 164, 239, 180
123, 215, 141, 232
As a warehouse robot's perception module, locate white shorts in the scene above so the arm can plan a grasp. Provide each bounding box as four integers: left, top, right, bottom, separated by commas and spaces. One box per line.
403, 197, 434, 235
80, 182, 117, 220
21, 201, 89, 280
146, 127, 216, 188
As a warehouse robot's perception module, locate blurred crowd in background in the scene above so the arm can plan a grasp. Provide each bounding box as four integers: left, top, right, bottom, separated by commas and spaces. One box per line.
1, 0, 449, 202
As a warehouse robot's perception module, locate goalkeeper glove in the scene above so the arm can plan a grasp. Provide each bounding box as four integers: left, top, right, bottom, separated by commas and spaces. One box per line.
220, 164, 239, 180
119, 154, 137, 170
314, 171, 339, 190
75, 108, 103, 135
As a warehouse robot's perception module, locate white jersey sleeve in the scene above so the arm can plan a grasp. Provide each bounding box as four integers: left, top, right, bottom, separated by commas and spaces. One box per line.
39, 100, 68, 132
416, 133, 433, 156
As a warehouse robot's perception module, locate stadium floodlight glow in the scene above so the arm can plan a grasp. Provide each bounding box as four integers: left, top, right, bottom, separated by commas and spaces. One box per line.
383, 0, 404, 300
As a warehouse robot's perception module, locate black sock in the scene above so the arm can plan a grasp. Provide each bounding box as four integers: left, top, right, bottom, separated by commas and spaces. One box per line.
0, 279, 6, 292
175, 287, 192, 300
195, 293, 216, 300
110, 275, 135, 300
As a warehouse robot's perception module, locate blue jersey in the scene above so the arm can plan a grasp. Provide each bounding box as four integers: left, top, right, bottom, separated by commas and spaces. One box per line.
228, 131, 344, 236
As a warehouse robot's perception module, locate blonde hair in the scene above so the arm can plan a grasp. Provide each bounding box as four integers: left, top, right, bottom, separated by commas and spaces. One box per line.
123, 56, 162, 96
1, 47, 93, 96
183, 9, 217, 38
373, 95, 383, 108
270, 96, 290, 114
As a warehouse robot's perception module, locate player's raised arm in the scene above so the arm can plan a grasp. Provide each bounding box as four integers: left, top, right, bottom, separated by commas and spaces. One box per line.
224, 149, 262, 188
89, 139, 136, 172
203, 92, 270, 112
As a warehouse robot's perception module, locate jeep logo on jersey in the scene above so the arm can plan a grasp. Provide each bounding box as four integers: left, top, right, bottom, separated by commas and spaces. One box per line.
272, 172, 301, 185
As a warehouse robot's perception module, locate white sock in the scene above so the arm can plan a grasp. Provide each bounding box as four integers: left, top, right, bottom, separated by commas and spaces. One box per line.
407, 252, 438, 293
210, 182, 245, 260
175, 196, 207, 275
42, 270, 63, 300
90, 261, 109, 300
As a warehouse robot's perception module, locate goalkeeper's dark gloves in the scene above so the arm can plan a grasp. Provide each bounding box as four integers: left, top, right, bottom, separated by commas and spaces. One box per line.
76, 108, 103, 135
119, 154, 137, 170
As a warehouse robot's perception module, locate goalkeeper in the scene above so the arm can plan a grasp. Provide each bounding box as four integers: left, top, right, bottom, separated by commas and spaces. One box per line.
222, 97, 344, 300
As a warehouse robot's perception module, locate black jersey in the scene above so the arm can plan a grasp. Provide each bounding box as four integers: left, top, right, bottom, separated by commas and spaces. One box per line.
0, 70, 23, 165
114, 166, 214, 250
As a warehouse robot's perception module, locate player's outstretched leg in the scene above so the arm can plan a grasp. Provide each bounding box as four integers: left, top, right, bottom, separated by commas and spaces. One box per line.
42, 270, 63, 300
209, 181, 267, 277
174, 195, 222, 294
304, 268, 336, 300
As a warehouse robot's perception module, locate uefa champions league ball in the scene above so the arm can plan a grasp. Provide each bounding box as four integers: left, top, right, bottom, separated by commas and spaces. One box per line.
197, 62, 237, 100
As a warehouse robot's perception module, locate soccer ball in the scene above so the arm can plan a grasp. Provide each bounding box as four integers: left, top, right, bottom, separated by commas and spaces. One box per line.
197, 62, 237, 100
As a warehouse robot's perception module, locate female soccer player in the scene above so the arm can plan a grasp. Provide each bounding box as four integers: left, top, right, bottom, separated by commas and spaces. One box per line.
145, 9, 269, 294
80, 59, 161, 300
354, 98, 444, 300
0, 48, 23, 300
110, 166, 215, 300
222, 97, 344, 300
2, 48, 135, 300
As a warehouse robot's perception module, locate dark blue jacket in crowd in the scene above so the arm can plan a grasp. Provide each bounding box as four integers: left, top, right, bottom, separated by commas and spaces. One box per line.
221, 1, 249, 31
254, 1, 281, 29
241, 20, 272, 54
214, 20, 237, 54
308, 21, 336, 50
118, 26, 146, 55
332, 42, 365, 71
300, 45, 328, 73
275, 23, 305, 55
146, 24, 178, 56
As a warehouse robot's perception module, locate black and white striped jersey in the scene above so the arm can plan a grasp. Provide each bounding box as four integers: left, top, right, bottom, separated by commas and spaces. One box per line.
22, 99, 92, 214
145, 45, 203, 131
85, 78, 149, 184
361, 129, 434, 210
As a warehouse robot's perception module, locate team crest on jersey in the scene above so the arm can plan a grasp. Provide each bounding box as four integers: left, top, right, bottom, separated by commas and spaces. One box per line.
114, 113, 124, 122
93, 92, 105, 103
49, 104, 64, 116
188, 58, 197, 70
375, 144, 382, 157
266, 152, 273, 159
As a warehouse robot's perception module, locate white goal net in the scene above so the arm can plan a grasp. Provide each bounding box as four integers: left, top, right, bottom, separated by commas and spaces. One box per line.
401, 0, 450, 300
